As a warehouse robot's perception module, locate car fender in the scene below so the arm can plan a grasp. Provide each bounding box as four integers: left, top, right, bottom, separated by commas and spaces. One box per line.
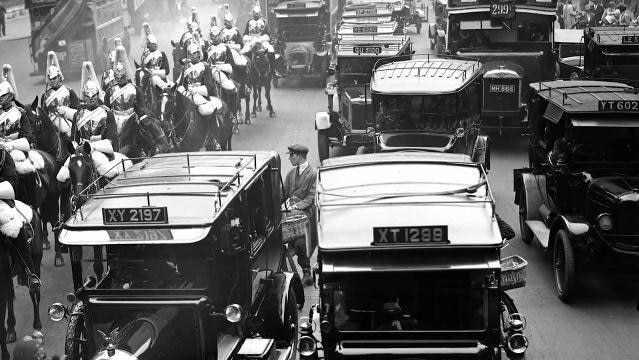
263, 272, 304, 328
549, 215, 589, 249
315, 111, 331, 130
516, 172, 548, 221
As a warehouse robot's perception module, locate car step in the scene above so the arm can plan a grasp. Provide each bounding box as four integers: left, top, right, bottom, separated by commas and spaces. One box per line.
275, 346, 293, 360
526, 220, 550, 248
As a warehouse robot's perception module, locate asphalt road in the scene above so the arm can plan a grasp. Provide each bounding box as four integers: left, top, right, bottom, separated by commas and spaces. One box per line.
2, 1, 638, 359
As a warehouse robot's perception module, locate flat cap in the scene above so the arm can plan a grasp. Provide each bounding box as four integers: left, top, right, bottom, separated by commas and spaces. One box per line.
287, 144, 309, 155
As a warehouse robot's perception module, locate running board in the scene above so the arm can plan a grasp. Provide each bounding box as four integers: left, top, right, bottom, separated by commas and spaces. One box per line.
526, 220, 550, 248
275, 346, 293, 360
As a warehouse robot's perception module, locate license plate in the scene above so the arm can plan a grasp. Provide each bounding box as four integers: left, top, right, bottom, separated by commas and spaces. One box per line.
353, 46, 382, 54
107, 229, 173, 241
102, 207, 168, 225
489, 84, 516, 93
621, 35, 639, 44
598, 100, 639, 111
356, 8, 377, 16
353, 25, 378, 34
373, 226, 449, 245
490, 2, 515, 19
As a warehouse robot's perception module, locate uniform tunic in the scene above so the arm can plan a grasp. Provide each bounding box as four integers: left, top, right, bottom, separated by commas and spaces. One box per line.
70, 105, 119, 152
41, 85, 80, 119
104, 82, 147, 134
181, 61, 217, 97
221, 27, 244, 47
0, 105, 35, 147
244, 17, 269, 37
141, 49, 170, 77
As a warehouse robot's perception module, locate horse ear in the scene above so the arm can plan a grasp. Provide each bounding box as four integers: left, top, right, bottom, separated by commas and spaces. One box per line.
83, 142, 92, 154
134, 60, 140, 69
171, 40, 177, 47
67, 141, 76, 154
31, 96, 38, 110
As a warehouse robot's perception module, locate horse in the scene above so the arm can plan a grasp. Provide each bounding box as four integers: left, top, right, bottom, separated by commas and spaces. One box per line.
118, 112, 171, 161
249, 42, 276, 118
20, 97, 70, 267
171, 40, 185, 83
134, 63, 163, 119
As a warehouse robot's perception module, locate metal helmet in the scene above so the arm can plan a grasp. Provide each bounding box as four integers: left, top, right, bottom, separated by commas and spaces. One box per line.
190, 7, 201, 26
1, 64, 18, 100
112, 46, 133, 84
189, 20, 200, 33
209, 26, 222, 44
81, 61, 101, 109
141, 22, 156, 51
187, 43, 202, 63
252, 4, 262, 19
223, 13, 234, 28
46, 51, 64, 88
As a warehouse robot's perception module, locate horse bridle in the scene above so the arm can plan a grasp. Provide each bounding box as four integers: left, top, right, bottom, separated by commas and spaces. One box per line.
69, 151, 98, 213
32, 106, 63, 159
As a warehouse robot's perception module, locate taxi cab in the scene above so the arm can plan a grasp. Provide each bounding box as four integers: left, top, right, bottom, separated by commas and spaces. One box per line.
300, 153, 529, 360
582, 27, 639, 83
48, 152, 304, 360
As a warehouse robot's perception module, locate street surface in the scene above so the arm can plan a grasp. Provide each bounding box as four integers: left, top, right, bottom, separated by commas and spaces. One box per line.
1, 0, 638, 359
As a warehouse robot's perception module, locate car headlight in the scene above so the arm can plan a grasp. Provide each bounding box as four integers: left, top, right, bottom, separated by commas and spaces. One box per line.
298, 335, 317, 357
224, 304, 243, 323
507, 333, 528, 355
48, 303, 66, 321
597, 213, 613, 231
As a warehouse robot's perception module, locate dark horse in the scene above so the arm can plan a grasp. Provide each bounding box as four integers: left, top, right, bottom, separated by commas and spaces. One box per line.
249, 43, 276, 118
21, 97, 70, 267
118, 112, 171, 161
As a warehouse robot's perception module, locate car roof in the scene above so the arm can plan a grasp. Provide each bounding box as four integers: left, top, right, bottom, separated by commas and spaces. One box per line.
530, 80, 639, 120
555, 29, 584, 44
317, 153, 502, 252
371, 57, 482, 94
60, 151, 278, 246
585, 26, 639, 45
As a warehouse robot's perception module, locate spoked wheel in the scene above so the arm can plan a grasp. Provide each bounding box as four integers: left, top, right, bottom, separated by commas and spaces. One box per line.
518, 192, 534, 244
277, 287, 299, 358
65, 313, 87, 360
553, 230, 576, 302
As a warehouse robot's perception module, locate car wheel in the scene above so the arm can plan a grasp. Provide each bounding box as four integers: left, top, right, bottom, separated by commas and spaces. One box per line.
318, 129, 330, 162
553, 230, 577, 302
278, 287, 299, 357
65, 313, 87, 360
518, 191, 534, 244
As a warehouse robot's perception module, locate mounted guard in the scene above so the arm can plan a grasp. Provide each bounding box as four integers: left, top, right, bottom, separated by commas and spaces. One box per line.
242, 3, 281, 77
220, 12, 244, 51
101, 37, 124, 93
178, 43, 223, 119
105, 46, 145, 134
41, 51, 80, 138
140, 23, 171, 93
0, 65, 35, 154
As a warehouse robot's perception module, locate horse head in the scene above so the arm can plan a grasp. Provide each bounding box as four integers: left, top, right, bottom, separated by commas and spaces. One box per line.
22, 96, 68, 164
66, 141, 97, 211
119, 113, 171, 159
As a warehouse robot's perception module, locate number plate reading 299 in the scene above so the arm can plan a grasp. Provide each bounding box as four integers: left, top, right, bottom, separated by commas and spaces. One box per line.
373, 226, 449, 245
103, 207, 168, 225
490, 1, 515, 19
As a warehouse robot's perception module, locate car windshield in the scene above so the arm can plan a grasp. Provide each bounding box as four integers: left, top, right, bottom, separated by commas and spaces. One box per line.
560, 43, 582, 59
338, 57, 378, 84
277, 17, 323, 42
323, 271, 487, 331
374, 94, 470, 132
100, 242, 215, 290
568, 126, 639, 163
88, 305, 200, 360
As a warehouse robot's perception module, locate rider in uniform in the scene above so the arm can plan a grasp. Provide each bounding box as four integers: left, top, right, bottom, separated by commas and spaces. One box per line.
41, 51, 80, 139
101, 37, 124, 93
140, 24, 171, 93
242, 4, 281, 77
104, 46, 146, 135
0, 68, 40, 290
221, 13, 244, 51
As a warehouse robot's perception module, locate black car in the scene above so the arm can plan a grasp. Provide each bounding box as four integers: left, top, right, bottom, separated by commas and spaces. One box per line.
514, 80, 639, 302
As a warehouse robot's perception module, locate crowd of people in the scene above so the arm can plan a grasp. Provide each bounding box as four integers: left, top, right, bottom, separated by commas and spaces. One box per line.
557, 0, 638, 28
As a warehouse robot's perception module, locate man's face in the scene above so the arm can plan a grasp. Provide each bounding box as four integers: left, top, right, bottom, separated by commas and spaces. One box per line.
253, 13, 260, 20
49, 74, 62, 89
288, 152, 301, 166
147, 42, 158, 52
225, 20, 233, 29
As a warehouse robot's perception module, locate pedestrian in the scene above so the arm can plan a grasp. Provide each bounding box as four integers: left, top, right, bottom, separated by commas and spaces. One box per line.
563, 0, 579, 29
601, 1, 620, 25
557, 0, 566, 29
282, 144, 317, 286
618, 3, 637, 25
594, 0, 605, 24
584, 4, 599, 27
0, 3, 7, 37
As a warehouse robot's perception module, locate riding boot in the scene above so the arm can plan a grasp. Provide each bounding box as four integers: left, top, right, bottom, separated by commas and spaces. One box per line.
268, 52, 282, 78
11, 235, 41, 291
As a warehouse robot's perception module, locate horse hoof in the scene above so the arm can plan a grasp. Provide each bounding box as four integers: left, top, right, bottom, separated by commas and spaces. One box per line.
54, 255, 65, 267
42, 240, 51, 250
245, 118, 251, 124
258, 106, 263, 112
6, 329, 16, 344
237, 118, 244, 124
251, 112, 257, 118
269, 112, 276, 118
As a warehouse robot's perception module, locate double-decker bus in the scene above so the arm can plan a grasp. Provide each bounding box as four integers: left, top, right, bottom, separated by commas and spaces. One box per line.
446, 0, 557, 132
27, 0, 148, 75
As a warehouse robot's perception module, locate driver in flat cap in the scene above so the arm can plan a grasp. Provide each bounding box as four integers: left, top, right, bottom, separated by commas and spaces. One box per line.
283, 144, 316, 286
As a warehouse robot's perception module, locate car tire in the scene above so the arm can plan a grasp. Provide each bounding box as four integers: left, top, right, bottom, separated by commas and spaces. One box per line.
277, 287, 299, 357
318, 129, 330, 162
518, 191, 534, 244
65, 312, 86, 360
553, 230, 577, 302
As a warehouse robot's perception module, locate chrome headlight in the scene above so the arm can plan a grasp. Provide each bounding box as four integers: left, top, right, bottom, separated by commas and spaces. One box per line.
597, 213, 613, 231
298, 335, 317, 357
506, 333, 528, 355
48, 303, 66, 322
224, 304, 243, 323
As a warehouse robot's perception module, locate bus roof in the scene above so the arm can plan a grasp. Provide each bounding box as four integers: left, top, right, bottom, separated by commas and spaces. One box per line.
336, 34, 410, 57
60, 151, 279, 246
317, 153, 502, 252
371, 57, 482, 94
531, 80, 639, 123
585, 27, 639, 45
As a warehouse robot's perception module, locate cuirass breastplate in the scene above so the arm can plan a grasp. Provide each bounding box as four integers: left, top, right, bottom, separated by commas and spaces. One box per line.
44, 86, 71, 114
248, 19, 266, 35
77, 107, 107, 137
110, 84, 136, 112
0, 106, 22, 138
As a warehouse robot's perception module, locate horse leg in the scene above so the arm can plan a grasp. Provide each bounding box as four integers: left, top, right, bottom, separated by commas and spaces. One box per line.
0, 286, 8, 360
53, 228, 65, 267
93, 245, 104, 281
42, 223, 50, 250
244, 94, 251, 123
257, 86, 263, 112
5, 281, 16, 344
251, 85, 258, 117
266, 83, 276, 117
30, 216, 43, 331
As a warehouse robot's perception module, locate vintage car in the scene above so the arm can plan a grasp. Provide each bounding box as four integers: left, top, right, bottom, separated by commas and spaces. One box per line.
554, 29, 584, 78
315, 27, 412, 161
300, 152, 529, 360
514, 80, 639, 302
582, 27, 639, 84
272, 0, 331, 87
48, 152, 305, 360
350, 56, 491, 169
341, 1, 395, 25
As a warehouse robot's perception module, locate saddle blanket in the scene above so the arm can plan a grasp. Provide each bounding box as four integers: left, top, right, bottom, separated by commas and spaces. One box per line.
0, 199, 33, 239
10, 150, 45, 175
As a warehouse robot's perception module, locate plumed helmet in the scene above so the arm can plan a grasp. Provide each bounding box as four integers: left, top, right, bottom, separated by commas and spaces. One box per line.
80, 61, 101, 98
189, 21, 200, 32
1, 64, 18, 99
112, 46, 133, 82
210, 25, 221, 38
141, 22, 155, 49
191, 6, 200, 25
187, 43, 202, 62
46, 51, 64, 81
224, 12, 234, 26
252, 4, 262, 17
